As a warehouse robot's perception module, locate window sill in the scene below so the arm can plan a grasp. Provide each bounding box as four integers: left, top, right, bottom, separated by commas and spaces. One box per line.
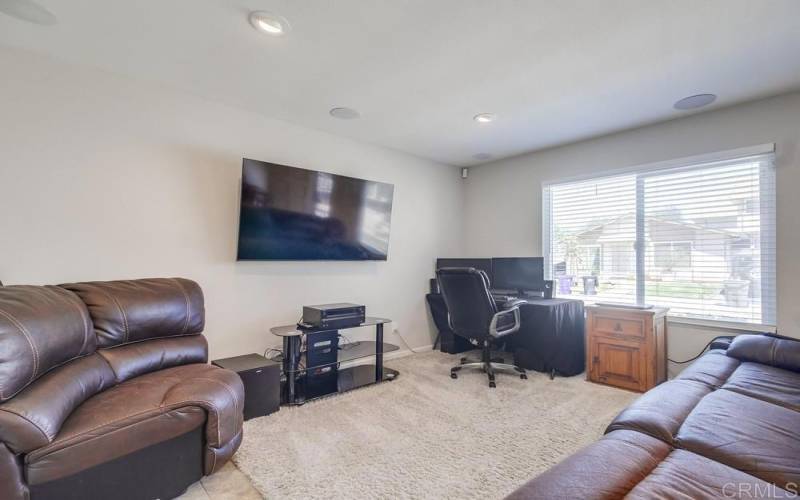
665, 315, 776, 334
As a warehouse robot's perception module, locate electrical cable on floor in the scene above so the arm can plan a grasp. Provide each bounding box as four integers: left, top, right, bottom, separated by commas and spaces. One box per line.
394, 328, 420, 354
667, 338, 716, 364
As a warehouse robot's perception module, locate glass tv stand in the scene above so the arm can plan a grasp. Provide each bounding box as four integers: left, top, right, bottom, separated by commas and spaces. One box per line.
270, 317, 399, 405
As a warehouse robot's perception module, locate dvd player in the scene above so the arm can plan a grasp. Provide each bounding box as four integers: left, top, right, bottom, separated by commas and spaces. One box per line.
301, 303, 366, 329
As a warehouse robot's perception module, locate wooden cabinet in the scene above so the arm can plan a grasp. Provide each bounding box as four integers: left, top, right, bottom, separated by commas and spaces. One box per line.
586, 305, 668, 392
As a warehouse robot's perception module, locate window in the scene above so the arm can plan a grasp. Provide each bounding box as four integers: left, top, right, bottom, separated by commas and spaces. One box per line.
543, 151, 776, 326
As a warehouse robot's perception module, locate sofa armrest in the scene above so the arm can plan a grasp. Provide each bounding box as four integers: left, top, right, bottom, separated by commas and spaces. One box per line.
727, 334, 800, 373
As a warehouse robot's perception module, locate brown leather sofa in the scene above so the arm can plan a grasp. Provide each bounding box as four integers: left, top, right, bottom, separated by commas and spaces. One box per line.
506, 333, 800, 499
0, 278, 244, 500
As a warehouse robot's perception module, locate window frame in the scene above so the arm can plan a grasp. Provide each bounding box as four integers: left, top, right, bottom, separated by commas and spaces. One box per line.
542, 144, 777, 328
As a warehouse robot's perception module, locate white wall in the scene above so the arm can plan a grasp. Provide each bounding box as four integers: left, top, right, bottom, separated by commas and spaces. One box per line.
0, 46, 464, 359
463, 92, 800, 375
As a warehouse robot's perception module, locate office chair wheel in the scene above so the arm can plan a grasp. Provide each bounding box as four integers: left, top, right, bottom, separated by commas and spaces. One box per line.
520, 374, 528, 380
460, 357, 468, 364
451, 373, 458, 379
489, 381, 496, 388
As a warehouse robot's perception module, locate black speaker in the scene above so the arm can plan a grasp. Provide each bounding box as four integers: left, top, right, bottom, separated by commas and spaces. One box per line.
542, 280, 554, 299
212, 354, 280, 420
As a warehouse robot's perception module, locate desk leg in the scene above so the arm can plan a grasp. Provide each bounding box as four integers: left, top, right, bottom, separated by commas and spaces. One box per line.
375, 323, 384, 382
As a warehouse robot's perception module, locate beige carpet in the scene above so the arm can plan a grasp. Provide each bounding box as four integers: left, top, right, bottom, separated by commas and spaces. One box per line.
233, 351, 638, 499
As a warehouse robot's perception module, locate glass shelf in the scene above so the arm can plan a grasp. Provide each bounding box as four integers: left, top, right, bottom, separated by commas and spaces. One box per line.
288, 365, 399, 405
270, 317, 391, 337
284, 340, 399, 374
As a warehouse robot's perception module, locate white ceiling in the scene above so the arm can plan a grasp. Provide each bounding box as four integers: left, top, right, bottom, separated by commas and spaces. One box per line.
2, 0, 800, 166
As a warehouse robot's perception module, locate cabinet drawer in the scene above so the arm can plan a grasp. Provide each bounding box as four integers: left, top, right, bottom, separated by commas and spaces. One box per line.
592, 314, 646, 339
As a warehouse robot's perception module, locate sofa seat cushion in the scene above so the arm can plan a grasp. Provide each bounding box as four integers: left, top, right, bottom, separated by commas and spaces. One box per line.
626, 449, 790, 499
675, 389, 800, 489
25, 363, 244, 484
721, 362, 800, 411
674, 349, 740, 388
25, 406, 205, 485
505, 430, 670, 500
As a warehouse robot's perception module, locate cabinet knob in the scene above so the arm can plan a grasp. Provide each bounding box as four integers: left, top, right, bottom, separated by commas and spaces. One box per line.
614, 322, 623, 332
592, 356, 599, 364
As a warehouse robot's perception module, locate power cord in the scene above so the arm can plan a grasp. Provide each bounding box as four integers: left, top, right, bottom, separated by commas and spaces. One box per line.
338, 332, 361, 350
667, 337, 723, 364
393, 328, 421, 354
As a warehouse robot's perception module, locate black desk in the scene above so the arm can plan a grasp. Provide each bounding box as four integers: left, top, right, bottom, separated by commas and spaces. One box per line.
426, 294, 585, 376
502, 297, 585, 377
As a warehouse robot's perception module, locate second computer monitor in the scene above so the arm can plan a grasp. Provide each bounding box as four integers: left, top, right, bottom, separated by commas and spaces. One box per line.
491, 257, 544, 292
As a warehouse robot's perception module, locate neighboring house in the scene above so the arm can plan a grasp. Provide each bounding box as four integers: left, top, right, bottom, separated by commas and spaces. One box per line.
562, 213, 755, 284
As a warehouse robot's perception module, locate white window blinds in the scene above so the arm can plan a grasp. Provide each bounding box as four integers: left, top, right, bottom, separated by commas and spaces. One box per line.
543, 151, 776, 326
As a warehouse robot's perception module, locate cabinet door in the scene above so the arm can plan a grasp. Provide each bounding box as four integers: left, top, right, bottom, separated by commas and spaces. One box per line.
590, 337, 646, 392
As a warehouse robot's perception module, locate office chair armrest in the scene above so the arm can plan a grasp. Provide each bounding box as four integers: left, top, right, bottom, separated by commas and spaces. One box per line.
502, 299, 527, 310
489, 305, 521, 338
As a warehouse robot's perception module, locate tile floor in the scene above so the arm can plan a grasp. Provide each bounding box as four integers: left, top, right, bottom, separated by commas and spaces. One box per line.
177, 462, 260, 500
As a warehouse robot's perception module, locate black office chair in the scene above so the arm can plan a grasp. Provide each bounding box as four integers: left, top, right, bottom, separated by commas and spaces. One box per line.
436, 267, 528, 387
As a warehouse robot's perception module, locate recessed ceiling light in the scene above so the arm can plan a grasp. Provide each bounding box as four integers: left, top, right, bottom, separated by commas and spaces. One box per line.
249, 11, 290, 36
329, 107, 360, 120
0, 0, 57, 25
473, 153, 493, 161
473, 113, 496, 123
674, 94, 717, 110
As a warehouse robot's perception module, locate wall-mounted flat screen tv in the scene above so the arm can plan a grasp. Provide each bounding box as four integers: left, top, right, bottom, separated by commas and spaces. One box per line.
236, 159, 395, 261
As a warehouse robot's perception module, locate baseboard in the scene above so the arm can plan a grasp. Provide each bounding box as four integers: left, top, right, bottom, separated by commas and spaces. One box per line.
384, 344, 434, 361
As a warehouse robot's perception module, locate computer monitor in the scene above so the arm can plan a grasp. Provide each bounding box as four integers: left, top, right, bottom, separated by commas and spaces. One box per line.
491, 257, 545, 293
436, 258, 493, 283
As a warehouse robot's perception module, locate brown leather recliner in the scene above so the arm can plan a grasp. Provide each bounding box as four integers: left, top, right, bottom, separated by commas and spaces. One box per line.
0, 278, 244, 500
505, 333, 800, 499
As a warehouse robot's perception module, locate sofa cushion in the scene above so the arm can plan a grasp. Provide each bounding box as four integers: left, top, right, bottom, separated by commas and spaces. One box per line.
606, 379, 712, 444
727, 334, 800, 373
674, 349, 740, 388
25, 407, 205, 485
0, 285, 95, 402
25, 363, 243, 483
0, 353, 115, 454
626, 449, 790, 499
721, 362, 800, 411
98, 335, 208, 383
505, 430, 670, 500
675, 389, 800, 489
60, 278, 204, 348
